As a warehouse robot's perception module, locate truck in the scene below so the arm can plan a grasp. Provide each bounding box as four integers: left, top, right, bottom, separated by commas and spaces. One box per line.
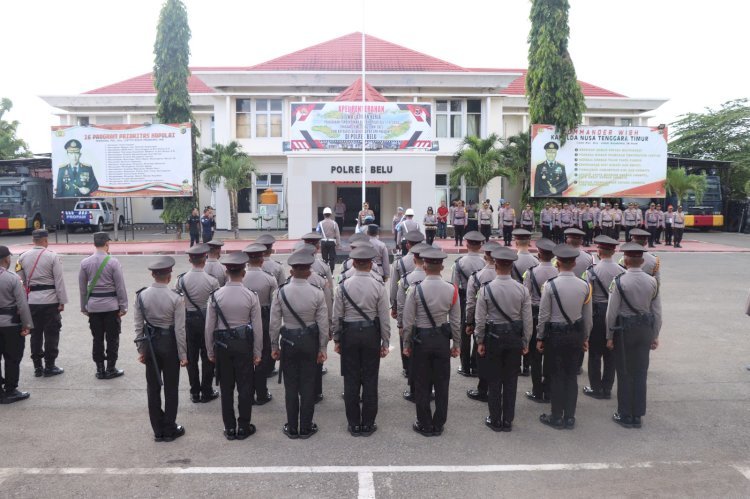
61, 199, 124, 232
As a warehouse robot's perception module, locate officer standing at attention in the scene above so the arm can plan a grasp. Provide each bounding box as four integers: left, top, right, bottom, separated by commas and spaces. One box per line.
564, 228, 593, 278
390, 231, 424, 320
270, 250, 329, 439
79, 232, 128, 380
453, 231, 487, 377
607, 242, 662, 429
242, 243, 278, 405
623, 229, 661, 283
645, 203, 659, 248
332, 244, 391, 437
520, 204, 535, 234
339, 233, 371, 276
134, 257, 188, 442
672, 206, 685, 248
176, 244, 220, 403
512, 228, 538, 376
204, 240, 226, 287
523, 238, 558, 403
500, 202, 516, 246
0, 245, 33, 404
17, 229, 67, 378
475, 246, 533, 432
367, 225, 391, 282
623, 203, 638, 242
402, 248, 460, 437
256, 233, 287, 286
397, 209, 423, 255
205, 252, 263, 440
540, 203, 553, 240
340, 241, 384, 283
537, 244, 592, 430
316, 207, 341, 273
582, 235, 624, 400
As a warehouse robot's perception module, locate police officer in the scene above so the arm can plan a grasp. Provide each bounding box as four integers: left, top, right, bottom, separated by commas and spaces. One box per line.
397, 209, 423, 255
540, 203, 553, 240
645, 203, 659, 248
453, 231, 487, 377
340, 241, 384, 283
623, 203, 638, 242
402, 248, 461, 437
475, 246, 533, 432
257, 233, 287, 286
134, 257, 187, 442
0, 246, 33, 404
79, 232, 128, 379
500, 202, 516, 246
270, 250, 329, 439
390, 231, 424, 319
520, 204, 535, 234
55, 139, 99, 197
204, 240, 226, 286
673, 206, 685, 248
316, 207, 341, 272
17, 229, 68, 377
537, 244, 592, 430
607, 242, 662, 429
624, 229, 661, 282
205, 252, 263, 440
512, 228, 538, 376
340, 233, 371, 276
565, 228, 593, 278
523, 238, 558, 403
332, 245, 390, 437
242, 243, 278, 405
582, 235, 624, 400
366, 225, 391, 281
176, 244, 220, 403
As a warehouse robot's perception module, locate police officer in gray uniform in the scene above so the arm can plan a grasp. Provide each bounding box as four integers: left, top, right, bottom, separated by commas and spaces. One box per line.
176, 244, 220, 403
340, 242, 384, 283
0, 246, 33, 404
79, 232, 128, 380
332, 244, 391, 437
402, 248, 461, 437
565, 228, 593, 278
511, 229, 539, 284
204, 240, 226, 286
339, 233, 371, 276
242, 243, 278, 404
582, 235, 624, 400
607, 242, 662, 429
523, 238, 558, 402
475, 246, 533, 432
134, 257, 188, 442
454, 231, 487, 377
270, 250, 329, 439
16, 229, 68, 377
390, 231, 424, 317
316, 207, 341, 272
366, 225, 391, 282
625, 229, 661, 283
256, 233, 287, 286
537, 244, 592, 430
205, 252, 263, 440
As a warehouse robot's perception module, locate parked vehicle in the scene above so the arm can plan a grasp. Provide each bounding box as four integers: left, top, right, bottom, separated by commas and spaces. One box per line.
61, 199, 124, 232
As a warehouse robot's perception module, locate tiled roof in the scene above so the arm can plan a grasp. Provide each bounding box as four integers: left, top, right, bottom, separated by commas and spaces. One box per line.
84, 72, 215, 95
478, 69, 626, 98
333, 78, 388, 102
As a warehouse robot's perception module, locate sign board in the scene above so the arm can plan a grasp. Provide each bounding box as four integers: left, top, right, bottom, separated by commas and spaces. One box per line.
530, 124, 668, 198
289, 102, 434, 151
51, 123, 193, 198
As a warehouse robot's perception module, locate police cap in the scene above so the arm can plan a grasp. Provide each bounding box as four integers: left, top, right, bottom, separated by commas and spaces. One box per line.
481, 240, 501, 253
287, 250, 315, 267
0, 246, 11, 259
552, 243, 580, 260
186, 243, 209, 255
564, 228, 586, 237
629, 228, 650, 237
349, 232, 370, 244
207, 240, 224, 247
32, 229, 49, 239
543, 141, 559, 151
593, 235, 619, 249
350, 245, 378, 261
512, 228, 532, 239
367, 224, 380, 233
255, 233, 276, 245
420, 248, 448, 262
219, 252, 249, 269
621, 242, 647, 256
242, 243, 267, 255
64, 139, 82, 151
301, 232, 322, 242
409, 242, 431, 255
93, 231, 110, 247
404, 231, 425, 243
535, 238, 556, 252
464, 231, 485, 243
491, 246, 518, 262
349, 240, 374, 249
148, 256, 175, 273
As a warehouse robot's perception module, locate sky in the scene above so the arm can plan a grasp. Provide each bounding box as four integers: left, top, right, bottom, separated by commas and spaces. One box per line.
2, 0, 748, 153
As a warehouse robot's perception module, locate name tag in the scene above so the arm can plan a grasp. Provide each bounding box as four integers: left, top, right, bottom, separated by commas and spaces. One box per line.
668, 218, 673, 224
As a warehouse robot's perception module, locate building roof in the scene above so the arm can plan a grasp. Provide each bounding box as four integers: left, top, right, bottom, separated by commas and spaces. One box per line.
84, 72, 215, 95
471, 68, 625, 98
333, 78, 388, 102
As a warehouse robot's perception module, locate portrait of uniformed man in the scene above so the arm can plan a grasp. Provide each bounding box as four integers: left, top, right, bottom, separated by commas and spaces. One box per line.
55, 139, 99, 198
534, 141, 568, 197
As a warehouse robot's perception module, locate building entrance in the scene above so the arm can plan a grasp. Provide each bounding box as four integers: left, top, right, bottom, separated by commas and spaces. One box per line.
337, 186, 381, 230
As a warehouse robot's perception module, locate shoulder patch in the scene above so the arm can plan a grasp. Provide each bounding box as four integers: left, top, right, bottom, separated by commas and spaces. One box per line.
309, 282, 323, 291
652, 256, 660, 275
14, 261, 22, 272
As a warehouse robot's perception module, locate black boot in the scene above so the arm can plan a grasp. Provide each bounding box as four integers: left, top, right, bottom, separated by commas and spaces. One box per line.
104, 360, 124, 379
34, 360, 43, 377
95, 362, 106, 379
44, 363, 64, 377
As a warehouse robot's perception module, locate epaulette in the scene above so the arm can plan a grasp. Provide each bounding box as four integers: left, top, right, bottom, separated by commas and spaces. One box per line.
278, 280, 290, 289
309, 282, 323, 291
210, 288, 220, 295
652, 256, 660, 275
272, 259, 283, 266
172, 288, 184, 296
135, 287, 147, 295
470, 269, 480, 276
262, 269, 275, 278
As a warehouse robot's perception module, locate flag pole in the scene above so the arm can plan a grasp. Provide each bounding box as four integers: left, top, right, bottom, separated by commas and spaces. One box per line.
360, 6, 366, 208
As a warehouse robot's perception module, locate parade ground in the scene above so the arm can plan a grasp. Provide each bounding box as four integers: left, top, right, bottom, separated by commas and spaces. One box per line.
0, 238, 749, 497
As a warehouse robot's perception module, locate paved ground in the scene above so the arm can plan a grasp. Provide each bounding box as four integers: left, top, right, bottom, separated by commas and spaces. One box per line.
1, 250, 749, 497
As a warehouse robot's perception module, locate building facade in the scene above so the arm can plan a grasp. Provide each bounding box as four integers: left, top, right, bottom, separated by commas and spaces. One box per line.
41, 33, 666, 238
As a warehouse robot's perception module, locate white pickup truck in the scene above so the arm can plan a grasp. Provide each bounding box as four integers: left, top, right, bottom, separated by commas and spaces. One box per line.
61, 199, 124, 232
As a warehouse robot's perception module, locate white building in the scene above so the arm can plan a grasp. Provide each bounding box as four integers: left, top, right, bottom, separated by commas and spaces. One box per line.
41, 32, 666, 238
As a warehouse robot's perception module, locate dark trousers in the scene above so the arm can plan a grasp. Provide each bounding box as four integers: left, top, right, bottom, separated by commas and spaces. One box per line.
647, 226, 658, 247
475, 340, 487, 395
614, 224, 621, 241
426, 228, 437, 245
189, 232, 200, 247
655, 226, 663, 243
413, 334, 451, 428
29, 303, 61, 366
458, 291, 474, 372
335, 216, 344, 230
502, 225, 513, 246
665, 224, 673, 245
216, 339, 254, 430
615, 328, 652, 417
281, 332, 318, 432
541, 225, 552, 240
674, 227, 684, 245
144, 335, 180, 438
202, 231, 213, 244
454, 225, 465, 245
254, 309, 271, 399
0, 325, 24, 391
341, 325, 381, 426
467, 219, 478, 232
553, 226, 563, 244
320, 241, 337, 273
584, 224, 593, 246
89, 310, 121, 364
437, 221, 447, 239
529, 311, 549, 398
480, 224, 492, 242
399, 330, 409, 374
487, 347, 522, 423
588, 306, 615, 392
186, 313, 213, 396
547, 335, 581, 419
624, 225, 634, 242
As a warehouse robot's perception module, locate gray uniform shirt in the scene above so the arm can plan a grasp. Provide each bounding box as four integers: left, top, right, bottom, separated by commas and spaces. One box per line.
390, 254, 415, 308
79, 250, 128, 313
605, 267, 662, 340
134, 283, 187, 361
465, 264, 495, 325
242, 267, 278, 307
204, 282, 264, 359
536, 271, 593, 340
176, 268, 219, 311
0, 268, 32, 328
402, 275, 461, 349
451, 252, 485, 291
269, 278, 330, 354
307, 271, 333, 327
204, 258, 226, 287
262, 257, 286, 287
584, 258, 625, 304
474, 275, 533, 348
513, 251, 539, 283
573, 250, 594, 279
368, 236, 391, 279
523, 262, 559, 307
619, 252, 660, 283
397, 218, 422, 245
17, 246, 68, 305
317, 218, 341, 246
396, 267, 426, 328
332, 271, 391, 347
341, 267, 383, 283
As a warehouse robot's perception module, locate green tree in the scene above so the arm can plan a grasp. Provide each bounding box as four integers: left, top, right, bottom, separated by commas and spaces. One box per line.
200, 141, 254, 239
669, 99, 750, 199
665, 167, 707, 206
450, 134, 511, 199
526, 0, 586, 143
499, 131, 532, 205
0, 98, 31, 159
160, 197, 194, 239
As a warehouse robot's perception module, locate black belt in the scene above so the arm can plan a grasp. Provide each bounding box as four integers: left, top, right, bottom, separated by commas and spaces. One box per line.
547, 321, 582, 334
0, 306, 17, 316
146, 325, 175, 337
343, 319, 377, 329
281, 324, 318, 337
186, 309, 205, 318
321, 240, 336, 245
29, 284, 55, 292
414, 326, 448, 337
89, 291, 117, 298
216, 325, 252, 341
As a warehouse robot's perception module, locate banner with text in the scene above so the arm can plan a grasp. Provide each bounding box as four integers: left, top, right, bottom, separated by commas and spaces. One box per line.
530, 124, 668, 198
51, 123, 193, 198
290, 102, 434, 151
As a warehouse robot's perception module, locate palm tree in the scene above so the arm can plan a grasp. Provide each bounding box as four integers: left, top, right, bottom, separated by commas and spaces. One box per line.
665, 167, 707, 206
499, 131, 532, 205
450, 134, 511, 199
199, 141, 255, 239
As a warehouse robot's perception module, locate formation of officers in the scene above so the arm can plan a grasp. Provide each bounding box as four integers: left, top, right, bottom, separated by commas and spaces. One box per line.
0, 225, 662, 441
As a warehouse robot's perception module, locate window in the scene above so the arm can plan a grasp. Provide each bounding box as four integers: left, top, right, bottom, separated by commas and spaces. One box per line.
436, 100, 463, 138
621, 118, 633, 126
236, 99, 252, 138
435, 174, 448, 186
77, 116, 89, 126
255, 99, 282, 138
238, 173, 284, 213
467, 100, 481, 137
151, 198, 164, 210
211, 115, 215, 145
